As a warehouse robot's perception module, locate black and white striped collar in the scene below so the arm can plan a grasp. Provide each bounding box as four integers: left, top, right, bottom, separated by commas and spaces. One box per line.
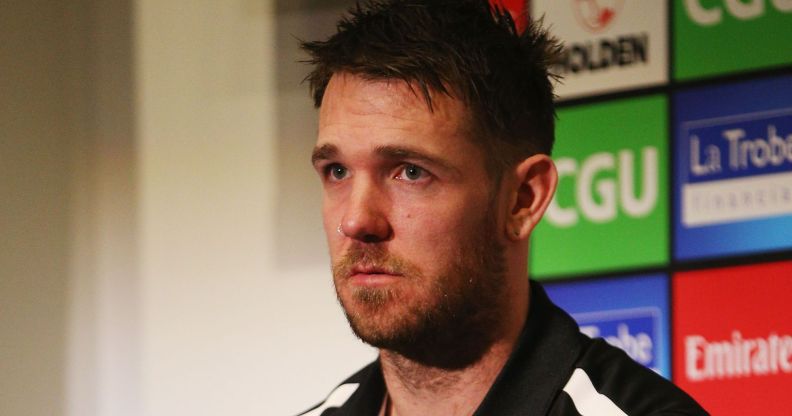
473, 281, 584, 414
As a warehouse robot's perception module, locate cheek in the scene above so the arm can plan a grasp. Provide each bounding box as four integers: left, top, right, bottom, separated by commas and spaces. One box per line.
392, 200, 472, 257
322, 204, 336, 232
322, 190, 345, 224
322, 197, 344, 253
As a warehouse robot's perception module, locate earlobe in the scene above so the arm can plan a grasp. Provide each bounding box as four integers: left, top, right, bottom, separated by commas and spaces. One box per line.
506, 207, 531, 240
506, 154, 558, 242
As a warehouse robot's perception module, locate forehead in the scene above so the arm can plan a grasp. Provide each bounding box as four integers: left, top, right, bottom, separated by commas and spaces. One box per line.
317, 73, 472, 147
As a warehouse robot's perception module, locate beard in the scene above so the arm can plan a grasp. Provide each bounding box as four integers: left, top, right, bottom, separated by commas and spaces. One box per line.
331, 208, 507, 370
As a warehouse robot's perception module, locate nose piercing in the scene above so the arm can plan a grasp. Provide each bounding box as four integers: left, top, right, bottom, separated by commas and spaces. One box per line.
337, 223, 344, 236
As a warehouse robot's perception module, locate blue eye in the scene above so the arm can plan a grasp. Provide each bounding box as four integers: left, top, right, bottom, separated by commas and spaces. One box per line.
401, 164, 424, 181
328, 164, 348, 180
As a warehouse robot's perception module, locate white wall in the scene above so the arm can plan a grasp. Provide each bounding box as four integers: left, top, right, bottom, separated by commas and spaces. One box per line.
135, 2, 375, 414
2, 1, 374, 415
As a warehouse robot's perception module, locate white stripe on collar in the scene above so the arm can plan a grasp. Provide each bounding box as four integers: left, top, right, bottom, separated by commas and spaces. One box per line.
302, 383, 360, 416
562, 368, 628, 416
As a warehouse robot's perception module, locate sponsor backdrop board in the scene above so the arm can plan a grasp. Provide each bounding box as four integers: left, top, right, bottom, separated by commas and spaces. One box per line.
532, 0, 667, 99
674, 0, 792, 80
531, 95, 668, 278
673, 75, 792, 260
510, 0, 792, 412
672, 261, 792, 415
545, 274, 671, 378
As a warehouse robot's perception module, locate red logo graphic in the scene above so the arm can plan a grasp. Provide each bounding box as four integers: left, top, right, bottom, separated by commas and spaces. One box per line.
673, 261, 792, 415
490, 0, 528, 33
572, 0, 625, 32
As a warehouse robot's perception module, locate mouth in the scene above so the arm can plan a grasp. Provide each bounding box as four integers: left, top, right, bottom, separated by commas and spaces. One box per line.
349, 265, 402, 287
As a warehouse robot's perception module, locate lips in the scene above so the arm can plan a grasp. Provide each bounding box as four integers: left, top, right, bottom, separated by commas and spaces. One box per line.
349, 264, 401, 286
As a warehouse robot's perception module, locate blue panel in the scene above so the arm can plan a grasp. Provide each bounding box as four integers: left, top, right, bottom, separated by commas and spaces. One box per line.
543, 274, 670, 379
673, 75, 792, 260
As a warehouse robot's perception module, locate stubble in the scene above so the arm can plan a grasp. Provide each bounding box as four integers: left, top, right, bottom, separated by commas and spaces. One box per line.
332, 208, 507, 369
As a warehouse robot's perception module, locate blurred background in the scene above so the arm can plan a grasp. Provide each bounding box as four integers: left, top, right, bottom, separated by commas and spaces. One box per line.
2, 1, 374, 415
2, 1, 790, 415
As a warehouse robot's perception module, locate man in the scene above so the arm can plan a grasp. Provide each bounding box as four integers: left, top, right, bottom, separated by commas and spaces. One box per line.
299, 1, 707, 415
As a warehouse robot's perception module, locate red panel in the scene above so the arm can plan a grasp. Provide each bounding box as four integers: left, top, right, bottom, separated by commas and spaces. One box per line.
673, 261, 792, 415
490, 0, 528, 33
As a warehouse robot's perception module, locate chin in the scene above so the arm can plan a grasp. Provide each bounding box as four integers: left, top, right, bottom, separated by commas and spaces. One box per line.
338, 286, 422, 346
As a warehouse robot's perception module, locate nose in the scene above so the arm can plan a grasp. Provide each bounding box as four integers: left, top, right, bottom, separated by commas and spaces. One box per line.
339, 178, 392, 243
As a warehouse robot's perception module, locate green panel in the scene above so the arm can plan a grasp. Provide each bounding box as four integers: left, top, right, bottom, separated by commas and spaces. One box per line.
674, 0, 792, 80
530, 95, 669, 279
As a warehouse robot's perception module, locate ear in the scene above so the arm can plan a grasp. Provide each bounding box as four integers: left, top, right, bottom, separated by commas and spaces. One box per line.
506, 154, 558, 241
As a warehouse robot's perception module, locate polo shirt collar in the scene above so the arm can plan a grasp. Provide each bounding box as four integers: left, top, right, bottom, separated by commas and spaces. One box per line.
473, 281, 583, 414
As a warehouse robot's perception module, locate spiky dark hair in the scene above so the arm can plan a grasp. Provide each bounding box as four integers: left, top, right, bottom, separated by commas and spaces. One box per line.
301, 0, 562, 173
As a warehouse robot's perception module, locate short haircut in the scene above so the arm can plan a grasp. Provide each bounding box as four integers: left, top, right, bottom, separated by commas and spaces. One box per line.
301, 0, 561, 176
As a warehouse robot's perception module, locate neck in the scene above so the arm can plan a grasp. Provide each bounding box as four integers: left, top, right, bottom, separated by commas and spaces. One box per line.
379, 275, 530, 416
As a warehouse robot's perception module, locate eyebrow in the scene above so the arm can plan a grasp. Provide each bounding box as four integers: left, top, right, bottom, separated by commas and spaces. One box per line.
311, 143, 338, 167
311, 142, 459, 175
374, 145, 458, 174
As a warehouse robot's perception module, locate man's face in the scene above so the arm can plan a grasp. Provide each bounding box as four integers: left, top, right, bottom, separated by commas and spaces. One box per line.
312, 73, 508, 366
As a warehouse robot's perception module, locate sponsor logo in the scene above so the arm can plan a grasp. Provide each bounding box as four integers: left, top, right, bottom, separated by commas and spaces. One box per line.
685, 331, 792, 382
533, 0, 667, 98
545, 274, 670, 376
531, 95, 667, 277
673, 77, 792, 259
490, 0, 527, 32
684, 0, 792, 27
572, 0, 625, 32
554, 33, 648, 75
674, 0, 792, 79
547, 147, 658, 227
681, 109, 792, 227
673, 262, 792, 414
551, 0, 649, 76
575, 308, 659, 371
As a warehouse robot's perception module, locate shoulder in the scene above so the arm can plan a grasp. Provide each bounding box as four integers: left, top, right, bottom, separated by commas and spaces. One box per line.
550, 337, 709, 416
295, 360, 384, 416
